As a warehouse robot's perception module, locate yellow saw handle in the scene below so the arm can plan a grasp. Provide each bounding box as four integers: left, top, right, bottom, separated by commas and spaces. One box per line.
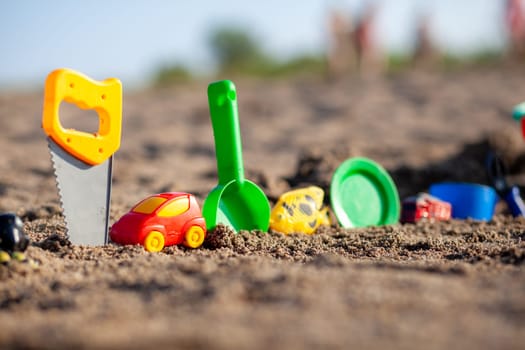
42, 68, 122, 166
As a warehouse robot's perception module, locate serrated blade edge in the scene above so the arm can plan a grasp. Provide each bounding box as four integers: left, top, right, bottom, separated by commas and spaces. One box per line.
48, 138, 111, 245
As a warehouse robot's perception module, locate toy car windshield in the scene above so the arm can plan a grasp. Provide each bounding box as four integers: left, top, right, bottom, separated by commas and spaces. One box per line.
132, 196, 167, 214
157, 197, 190, 217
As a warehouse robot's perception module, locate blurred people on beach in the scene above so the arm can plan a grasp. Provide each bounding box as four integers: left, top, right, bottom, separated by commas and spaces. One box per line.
327, 10, 355, 78
412, 14, 439, 68
325, 0, 525, 79
505, 0, 525, 57
326, 3, 383, 79
352, 3, 383, 74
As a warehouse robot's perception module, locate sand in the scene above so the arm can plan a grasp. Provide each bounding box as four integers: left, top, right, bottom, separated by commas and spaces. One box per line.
0, 67, 524, 349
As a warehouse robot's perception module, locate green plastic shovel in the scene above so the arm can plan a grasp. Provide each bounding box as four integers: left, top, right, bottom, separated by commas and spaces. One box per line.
202, 80, 270, 232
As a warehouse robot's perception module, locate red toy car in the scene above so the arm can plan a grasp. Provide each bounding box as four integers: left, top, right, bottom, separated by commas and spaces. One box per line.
401, 193, 452, 224
110, 192, 206, 252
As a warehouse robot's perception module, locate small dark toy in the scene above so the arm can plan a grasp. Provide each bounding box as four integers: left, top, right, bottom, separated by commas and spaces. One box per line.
0, 213, 29, 253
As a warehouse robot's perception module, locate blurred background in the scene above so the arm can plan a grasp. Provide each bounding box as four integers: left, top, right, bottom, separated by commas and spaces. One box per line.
0, 0, 521, 90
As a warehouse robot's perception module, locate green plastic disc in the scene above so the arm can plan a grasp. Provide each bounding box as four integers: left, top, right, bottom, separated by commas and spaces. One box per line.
330, 157, 400, 228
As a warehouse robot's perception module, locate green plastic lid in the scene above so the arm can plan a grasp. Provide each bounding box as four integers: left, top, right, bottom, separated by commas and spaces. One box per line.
330, 157, 400, 228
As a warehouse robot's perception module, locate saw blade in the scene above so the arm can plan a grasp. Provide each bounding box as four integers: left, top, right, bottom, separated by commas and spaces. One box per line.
48, 138, 112, 245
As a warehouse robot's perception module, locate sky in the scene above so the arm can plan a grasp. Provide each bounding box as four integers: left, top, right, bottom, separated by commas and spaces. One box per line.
0, 0, 509, 90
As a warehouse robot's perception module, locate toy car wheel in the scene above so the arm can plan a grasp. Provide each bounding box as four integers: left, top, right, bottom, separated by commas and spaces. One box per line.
143, 231, 165, 252
183, 225, 205, 248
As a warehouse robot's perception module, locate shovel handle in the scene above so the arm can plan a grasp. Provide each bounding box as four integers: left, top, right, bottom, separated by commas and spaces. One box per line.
504, 186, 525, 217
207, 80, 245, 185
42, 68, 122, 166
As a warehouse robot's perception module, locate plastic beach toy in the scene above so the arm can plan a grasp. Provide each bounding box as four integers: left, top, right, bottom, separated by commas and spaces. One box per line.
400, 193, 451, 224
110, 192, 206, 252
270, 186, 330, 234
0, 213, 29, 263
42, 68, 122, 246
330, 157, 400, 228
429, 183, 497, 220
202, 80, 270, 232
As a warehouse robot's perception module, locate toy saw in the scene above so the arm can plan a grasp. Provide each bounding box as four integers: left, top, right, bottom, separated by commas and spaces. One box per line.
42, 68, 122, 245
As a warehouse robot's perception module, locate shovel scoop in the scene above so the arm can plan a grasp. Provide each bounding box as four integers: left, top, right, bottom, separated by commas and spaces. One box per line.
202, 80, 270, 232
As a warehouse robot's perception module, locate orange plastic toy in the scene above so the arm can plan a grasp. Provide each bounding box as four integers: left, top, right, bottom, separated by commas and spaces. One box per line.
42, 68, 122, 165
